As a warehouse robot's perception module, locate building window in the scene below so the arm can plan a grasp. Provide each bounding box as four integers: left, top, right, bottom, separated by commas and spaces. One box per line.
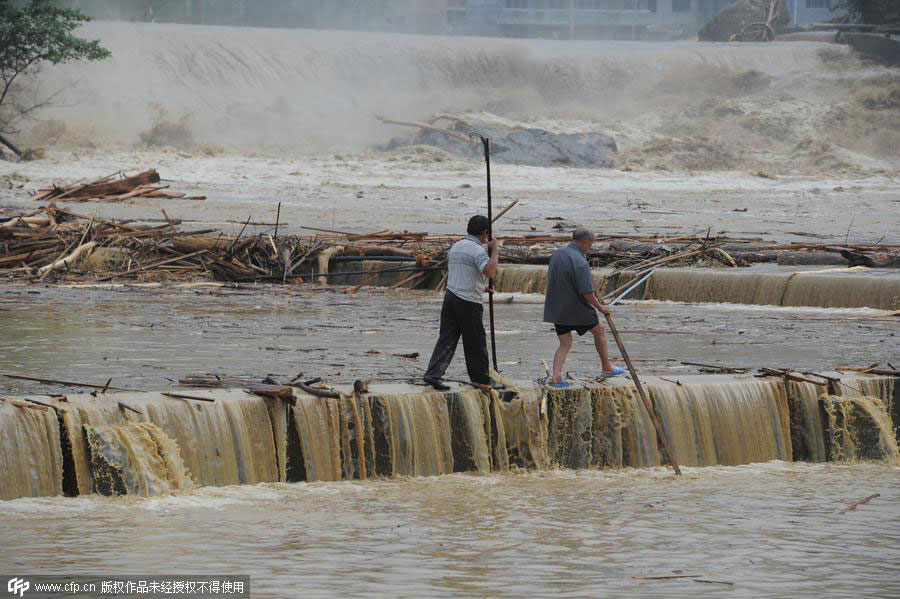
648, 0, 657, 11
576, 0, 615, 8
805, 0, 830, 7
672, 0, 691, 11
505, 0, 528, 8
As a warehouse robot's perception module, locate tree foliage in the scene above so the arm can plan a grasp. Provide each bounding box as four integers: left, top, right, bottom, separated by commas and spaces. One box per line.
838, 0, 900, 25
0, 0, 110, 133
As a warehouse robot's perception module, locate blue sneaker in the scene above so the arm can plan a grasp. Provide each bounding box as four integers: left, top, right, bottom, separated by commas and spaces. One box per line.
600, 366, 626, 378
548, 380, 571, 388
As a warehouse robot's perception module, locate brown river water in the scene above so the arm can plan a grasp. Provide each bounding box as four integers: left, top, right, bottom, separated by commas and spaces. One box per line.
2, 23, 899, 597
0, 463, 897, 598
0, 284, 897, 394
1, 284, 898, 597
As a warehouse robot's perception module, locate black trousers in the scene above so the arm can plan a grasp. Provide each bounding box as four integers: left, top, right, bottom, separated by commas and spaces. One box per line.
425, 290, 490, 385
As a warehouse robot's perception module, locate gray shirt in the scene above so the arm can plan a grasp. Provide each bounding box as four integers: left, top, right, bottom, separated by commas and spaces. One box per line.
543, 242, 597, 325
447, 235, 490, 304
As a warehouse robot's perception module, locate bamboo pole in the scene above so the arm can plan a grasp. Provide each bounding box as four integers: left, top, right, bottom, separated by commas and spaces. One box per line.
481, 136, 499, 372
595, 292, 682, 476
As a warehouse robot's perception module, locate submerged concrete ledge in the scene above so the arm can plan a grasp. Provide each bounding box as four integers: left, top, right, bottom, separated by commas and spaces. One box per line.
319, 261, 900, 310
1, 374, 896, 500
644, 268, 900, 310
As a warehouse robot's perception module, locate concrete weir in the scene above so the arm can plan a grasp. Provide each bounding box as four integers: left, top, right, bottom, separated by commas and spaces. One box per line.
320, 261, 900, 310
1, 374, 896, 501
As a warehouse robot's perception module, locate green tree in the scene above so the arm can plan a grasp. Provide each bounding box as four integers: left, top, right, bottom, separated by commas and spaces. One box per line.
0, 0, 110, 154
838, 0, 900, 25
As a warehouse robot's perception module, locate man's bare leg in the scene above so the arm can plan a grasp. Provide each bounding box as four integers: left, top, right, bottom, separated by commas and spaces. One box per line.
551, 332, 573, 384
589, 323, 615, 373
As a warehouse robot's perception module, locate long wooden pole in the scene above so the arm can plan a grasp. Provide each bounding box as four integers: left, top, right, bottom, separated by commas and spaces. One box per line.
481, 136, 499, 372
0, 132, 23, 159
595, 292, 682, 476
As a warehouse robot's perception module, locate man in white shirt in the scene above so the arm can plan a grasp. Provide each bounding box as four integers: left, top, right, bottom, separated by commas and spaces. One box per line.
424, 215, 502, 391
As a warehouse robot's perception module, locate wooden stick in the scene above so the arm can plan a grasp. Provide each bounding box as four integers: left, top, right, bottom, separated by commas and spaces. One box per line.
757, 368, 827, 386
0, 216, 51, 229
838, 493, 880, 514
118, 402, 143, 415
634, 573, 707, 580
42, 171, 120, 202
35, 241, 96, 277
347, 273, 378, 293
93, 249, 208, 282
836, 367, 900, 376
390, 269, 427, 289
481, 135, 499, 373
297, 382, 341, 398
436, 271, 448, 291
274, 202, 281, 241
163, 392, 216, 403
376, 114, 475, 145
596, 296, 682, 476
0, 131, 24, 158
491, 198, 519, 223
681, 361, 750, 372
2, 373, 132, 391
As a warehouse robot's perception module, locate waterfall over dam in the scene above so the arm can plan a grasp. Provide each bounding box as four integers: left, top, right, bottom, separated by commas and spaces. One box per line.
320, 261, 900, 310
1, 373, 896, 501
39, 21, 839, 152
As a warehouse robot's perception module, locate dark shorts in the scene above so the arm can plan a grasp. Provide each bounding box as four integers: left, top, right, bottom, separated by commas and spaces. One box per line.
554, 321, 599, 336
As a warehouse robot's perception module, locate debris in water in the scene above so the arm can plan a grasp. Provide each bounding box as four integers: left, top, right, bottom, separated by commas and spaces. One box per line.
838, 493, 880, 514
32, 169, 205, 203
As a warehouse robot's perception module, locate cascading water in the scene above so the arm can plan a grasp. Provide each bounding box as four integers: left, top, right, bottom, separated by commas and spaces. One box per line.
85, 422, 193, 496
643, 269, 793, 306
370, 391, 455, 477
642, 268, 900, 311
136, 392, 281, 487
649, 378, 793, 467
785, 381, 829, 463
493, 266, 615, 296
36, 21, 853, 157
1, 374, 896, 500
823, 375, 898, 463
0, 400, 63, 500
291, 395, 344, 482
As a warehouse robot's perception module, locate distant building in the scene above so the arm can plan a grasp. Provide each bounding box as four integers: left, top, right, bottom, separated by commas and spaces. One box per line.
787, 0, 838, 26
447, 0, 738, 40
58, 0, 838, 37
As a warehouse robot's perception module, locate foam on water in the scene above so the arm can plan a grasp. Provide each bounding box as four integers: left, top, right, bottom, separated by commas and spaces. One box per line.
36, 23, 833, 150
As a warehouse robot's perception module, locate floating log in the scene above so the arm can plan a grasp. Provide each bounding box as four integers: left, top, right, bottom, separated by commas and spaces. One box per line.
32, 169, 202, 203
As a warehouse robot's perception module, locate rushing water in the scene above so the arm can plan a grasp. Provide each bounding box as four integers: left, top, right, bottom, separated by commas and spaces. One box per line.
1, 284, 897, 395
39, 22, 835, 151
1, 463, 898, 598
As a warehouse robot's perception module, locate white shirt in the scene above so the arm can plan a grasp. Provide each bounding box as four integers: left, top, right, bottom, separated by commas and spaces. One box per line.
447, 235, 489, 304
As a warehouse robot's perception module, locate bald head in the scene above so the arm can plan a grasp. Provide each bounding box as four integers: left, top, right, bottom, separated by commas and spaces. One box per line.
571, 227, 596, 253
572, 228, 595, 241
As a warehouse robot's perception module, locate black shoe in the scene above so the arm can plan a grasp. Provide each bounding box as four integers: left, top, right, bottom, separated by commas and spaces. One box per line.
423, 376, 451, 391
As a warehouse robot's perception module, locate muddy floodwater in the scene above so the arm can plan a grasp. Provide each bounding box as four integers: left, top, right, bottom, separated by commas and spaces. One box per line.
2, 23, 900, 598
0, 284, 897, 394
1, 462, 898, 598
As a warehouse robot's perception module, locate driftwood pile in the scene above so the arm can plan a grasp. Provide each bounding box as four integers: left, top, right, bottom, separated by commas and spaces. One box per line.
33, 169, 206, 203
0, 205, 445, 284
2, 203, 898, 285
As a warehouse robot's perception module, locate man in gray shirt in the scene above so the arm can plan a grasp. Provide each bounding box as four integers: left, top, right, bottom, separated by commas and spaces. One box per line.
543, 228, 624, 387
424, 215, 502, 391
